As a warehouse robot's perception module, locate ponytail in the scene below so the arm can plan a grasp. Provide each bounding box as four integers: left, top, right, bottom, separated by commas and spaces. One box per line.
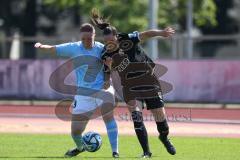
91, 8, 110, 30
91, 8, 118, 36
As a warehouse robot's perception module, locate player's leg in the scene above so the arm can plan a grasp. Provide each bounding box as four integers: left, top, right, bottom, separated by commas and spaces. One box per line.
146, 98, 176, 155
127, 100, 152, 158
71, 115, 89, 150
113, 79, 151, 157
65, 97, 94, 158
64, 114, 89, 158
102, 110, 119, 158
98, 86, 119, 158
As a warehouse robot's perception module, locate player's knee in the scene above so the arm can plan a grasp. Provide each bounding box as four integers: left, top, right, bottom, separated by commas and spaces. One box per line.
128, 106, 136, 112
102, 111, 114, 122
131, 111, 146, 131
127, 103, 141, 112
159, 99, 164, 107
131, 111, 143, 123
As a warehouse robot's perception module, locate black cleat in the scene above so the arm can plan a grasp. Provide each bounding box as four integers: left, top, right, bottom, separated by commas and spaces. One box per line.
112, 152, 119, 158
141, 152, 152, 158
64, 147, 85, 158
159, 136, 176, 155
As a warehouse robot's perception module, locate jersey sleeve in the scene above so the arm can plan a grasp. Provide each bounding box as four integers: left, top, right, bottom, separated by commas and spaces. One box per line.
100, 47, 111, 73
101, 47, 108, 60
128, 31, 140, 43
55, 42, 77, 57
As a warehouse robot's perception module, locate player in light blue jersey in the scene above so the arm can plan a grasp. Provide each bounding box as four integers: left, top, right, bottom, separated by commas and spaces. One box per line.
34, 23, 119, 158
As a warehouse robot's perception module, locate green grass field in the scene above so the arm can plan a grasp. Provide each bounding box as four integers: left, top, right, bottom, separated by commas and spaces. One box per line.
0, 133, 240, 160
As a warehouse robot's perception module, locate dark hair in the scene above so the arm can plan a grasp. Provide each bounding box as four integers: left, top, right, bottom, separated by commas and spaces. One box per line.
80, 23, 95, 33
91, 8, 117, 36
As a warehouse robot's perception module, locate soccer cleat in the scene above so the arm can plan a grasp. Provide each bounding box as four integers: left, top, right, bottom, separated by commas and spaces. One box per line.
64, 147, 85, 158
141, 152, 152, 158
112, 152, 119, 158
159, 136, 176, 155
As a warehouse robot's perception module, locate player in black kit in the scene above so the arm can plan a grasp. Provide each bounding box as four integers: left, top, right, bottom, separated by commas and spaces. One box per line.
91, 9, 176, 158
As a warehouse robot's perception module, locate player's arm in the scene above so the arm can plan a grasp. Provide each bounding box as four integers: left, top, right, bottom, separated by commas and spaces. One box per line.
139, 27, 175, 42
102, 57, 113, 89
101, 48, 113, 89
34, 42, 56, 54
103, 70, 111, 89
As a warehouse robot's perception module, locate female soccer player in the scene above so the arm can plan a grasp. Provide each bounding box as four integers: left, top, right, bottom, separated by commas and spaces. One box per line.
34, 23, 119, 158
91, 9, 176, 158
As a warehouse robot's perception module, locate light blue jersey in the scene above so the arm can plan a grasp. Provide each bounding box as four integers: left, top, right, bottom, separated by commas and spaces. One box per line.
55, 41, 104, 91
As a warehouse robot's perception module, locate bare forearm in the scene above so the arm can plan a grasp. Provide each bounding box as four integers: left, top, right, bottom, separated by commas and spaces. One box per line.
140, 30, 164, 39
34, 42, 56, 54
139, 27, 175, 41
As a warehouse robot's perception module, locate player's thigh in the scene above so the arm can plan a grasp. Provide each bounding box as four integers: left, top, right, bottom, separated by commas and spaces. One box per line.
96, 86, 115, 108
73, 95, 99, 115
97, 86, 116, 122
102, 110, 114, 123
150, 107, 166, 122
127, 100, 142, 112
71, 97, 95, 135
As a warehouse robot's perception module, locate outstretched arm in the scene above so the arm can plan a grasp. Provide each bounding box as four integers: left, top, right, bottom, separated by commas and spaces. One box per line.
139, 27, 175, 42
34, 42, 56, 54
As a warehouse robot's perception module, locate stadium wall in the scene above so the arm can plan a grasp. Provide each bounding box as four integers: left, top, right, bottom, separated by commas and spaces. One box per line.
0, 60, 239, 103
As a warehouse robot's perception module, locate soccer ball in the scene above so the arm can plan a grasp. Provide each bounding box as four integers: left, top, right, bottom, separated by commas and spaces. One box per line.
82, 131, 102, 152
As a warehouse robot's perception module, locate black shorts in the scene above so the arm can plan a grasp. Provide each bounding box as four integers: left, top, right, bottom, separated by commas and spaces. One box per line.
122, 84, 164, 110
138, 96, 164, 110
131, 85, 164, 110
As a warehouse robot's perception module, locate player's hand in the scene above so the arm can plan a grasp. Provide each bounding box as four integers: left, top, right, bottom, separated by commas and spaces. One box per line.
103, 81, 110, 89
34, 42, 42, 48
162, 27, 175, 38
103, 57, 113, 68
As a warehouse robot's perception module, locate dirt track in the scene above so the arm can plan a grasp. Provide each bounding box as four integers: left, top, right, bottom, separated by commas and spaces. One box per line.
0, 105, 240, 138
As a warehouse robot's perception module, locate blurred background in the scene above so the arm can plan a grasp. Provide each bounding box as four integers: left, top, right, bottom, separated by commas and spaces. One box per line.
0, 0, 240, 104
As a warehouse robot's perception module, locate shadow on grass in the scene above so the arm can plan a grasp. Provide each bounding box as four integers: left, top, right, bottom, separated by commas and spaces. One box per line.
0, 155, 161, 159
0, 156, 64, 159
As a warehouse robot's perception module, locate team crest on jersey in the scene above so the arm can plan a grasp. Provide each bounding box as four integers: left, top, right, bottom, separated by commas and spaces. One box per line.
119, 40, 133, 51
105, 41, 119, 52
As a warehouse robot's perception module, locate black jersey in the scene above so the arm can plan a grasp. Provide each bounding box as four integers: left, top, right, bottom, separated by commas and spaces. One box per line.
117, 32, 154, 64
101, 31, 155, 76
101, 31, 163, 103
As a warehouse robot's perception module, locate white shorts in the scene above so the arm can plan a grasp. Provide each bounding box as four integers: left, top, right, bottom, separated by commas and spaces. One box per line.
72, 86, 115, 114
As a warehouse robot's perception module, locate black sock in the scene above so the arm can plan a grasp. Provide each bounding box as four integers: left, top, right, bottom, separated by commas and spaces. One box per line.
156, 119, 169, 139
131, 111, 150, 153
